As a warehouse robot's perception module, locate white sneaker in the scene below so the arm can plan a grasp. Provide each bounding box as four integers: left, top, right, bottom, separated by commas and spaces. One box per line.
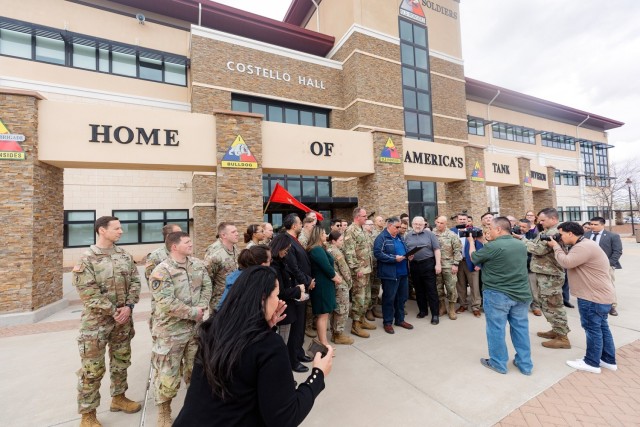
600, 360, 618, 371
566, 359, 601, 373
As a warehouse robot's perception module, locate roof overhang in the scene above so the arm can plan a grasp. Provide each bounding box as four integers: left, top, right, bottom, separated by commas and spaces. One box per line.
465, 77, 624, 131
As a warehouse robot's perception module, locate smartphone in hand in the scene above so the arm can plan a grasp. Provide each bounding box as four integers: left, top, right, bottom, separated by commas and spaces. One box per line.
306, 338, 328, 358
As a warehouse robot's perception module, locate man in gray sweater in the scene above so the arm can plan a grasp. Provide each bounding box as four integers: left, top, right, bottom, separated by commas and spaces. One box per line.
547, 222, 617, 374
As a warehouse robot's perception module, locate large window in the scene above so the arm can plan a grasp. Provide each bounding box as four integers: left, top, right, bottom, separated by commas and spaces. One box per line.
595, 146, 609, 187
587, 206, 599, 219
0, 17, 187, 86
556, 207, 565, 222
467, 117, 485, 136
231, 95, 329, 127
566, 206, 581, 221
563, 171, 579, 186
581, 142, 596, 186
407, 180, 437, 225
554, 171, 562, 186
112, 210, 189, 245
541, 132, 576, 151
399, 18, 433, 141
64, 210, 96, 248
262, 175, 331, 199
491, 122, 535, 144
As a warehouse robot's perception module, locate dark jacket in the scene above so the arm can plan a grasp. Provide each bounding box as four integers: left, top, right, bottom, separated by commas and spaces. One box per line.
373, 228, 408, 280
271, 259, 300, 325
174, 331, 324, 427
584, 230, 623, 269
283, 232, 313, 289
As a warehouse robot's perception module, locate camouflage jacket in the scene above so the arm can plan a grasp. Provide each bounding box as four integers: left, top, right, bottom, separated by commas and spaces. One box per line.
343, 223, 373, 275
525, 224, 564, 276
72, 245, 141, 318
204, 240, 239, 306
434, 228, 463, 268
327, 245, 353, 288
149, 256, 212, 339
145, 246, 170, 284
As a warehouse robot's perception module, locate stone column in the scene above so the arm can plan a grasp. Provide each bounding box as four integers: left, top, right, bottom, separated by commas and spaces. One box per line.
192, 172, 216, 258
357, 131, 407, 219
0, 90, 63, 324
214, 111, 264, 245
498, 157, 534, 217
445, 145, 488, 222
533, 166, 558, 213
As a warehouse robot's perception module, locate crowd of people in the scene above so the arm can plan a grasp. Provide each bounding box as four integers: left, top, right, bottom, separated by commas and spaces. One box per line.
71, 206, 624, 426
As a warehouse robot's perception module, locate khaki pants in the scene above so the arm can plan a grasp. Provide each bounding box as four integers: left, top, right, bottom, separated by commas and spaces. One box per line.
456, 261, 481, 311
529, 272, 540, 310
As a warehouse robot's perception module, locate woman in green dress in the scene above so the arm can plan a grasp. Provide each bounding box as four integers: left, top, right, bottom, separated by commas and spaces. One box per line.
307, 226, 342, 347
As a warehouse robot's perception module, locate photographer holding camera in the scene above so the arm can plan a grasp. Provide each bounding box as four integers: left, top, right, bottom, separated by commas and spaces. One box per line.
451, 213, 483, 318
515, 208, 570, 349
546, 222, 616, 374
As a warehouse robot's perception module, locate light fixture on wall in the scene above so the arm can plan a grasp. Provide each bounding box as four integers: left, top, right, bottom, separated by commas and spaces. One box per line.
176, 182, 187, 191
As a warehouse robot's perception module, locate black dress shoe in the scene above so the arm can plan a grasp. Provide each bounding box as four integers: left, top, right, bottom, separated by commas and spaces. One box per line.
417, 312, 427, 319
431, 316, 439, 325
299, 355, 313, 363
563, 301, 575, 308
292, 362, 309, 373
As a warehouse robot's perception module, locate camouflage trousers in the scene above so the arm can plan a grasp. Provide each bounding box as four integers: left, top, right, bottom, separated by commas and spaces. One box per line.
350, 273, 369, 322
366, 276, 381, 310
76, 317, 134, 414
331, 281, 352, 334
152, 334, 197, 404
209, 282, 225, 313
537, 272, 570, 335
436, 268, 458, 303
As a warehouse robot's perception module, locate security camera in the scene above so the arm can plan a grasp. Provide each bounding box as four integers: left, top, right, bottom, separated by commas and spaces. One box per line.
136, 13, 145, 24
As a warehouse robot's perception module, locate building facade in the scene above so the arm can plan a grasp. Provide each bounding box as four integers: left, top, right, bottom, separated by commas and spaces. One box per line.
0, 0, 622, 322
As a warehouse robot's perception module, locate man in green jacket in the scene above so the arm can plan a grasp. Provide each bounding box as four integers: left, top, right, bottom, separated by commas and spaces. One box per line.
470, 217, 533, 375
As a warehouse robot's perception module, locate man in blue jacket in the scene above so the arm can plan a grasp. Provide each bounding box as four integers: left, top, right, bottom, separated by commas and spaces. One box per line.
374, 217, 414, 334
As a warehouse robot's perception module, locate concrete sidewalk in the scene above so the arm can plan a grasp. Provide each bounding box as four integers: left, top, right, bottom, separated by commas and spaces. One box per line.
1, 240, 639, 427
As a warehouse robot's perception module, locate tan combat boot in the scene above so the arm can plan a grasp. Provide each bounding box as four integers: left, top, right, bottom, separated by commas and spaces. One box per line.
372, 304, 383, 319
537, 330, 558, 339
351, 321, 370, 338
157, 400, 172, 427
438, 299, 447, 317
360, 318, 377, 330
332, 332, 354, 345
448, 302, 457, 320
79, 410, 102, 427
110, 394, 141, 413
542, 334, 571, 349
365, 309, 375, 321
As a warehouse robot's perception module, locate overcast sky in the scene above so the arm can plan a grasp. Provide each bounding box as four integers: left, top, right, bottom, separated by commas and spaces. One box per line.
214, 0, 639, 165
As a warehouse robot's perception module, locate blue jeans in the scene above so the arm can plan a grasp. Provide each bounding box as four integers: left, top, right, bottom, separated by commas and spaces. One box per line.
381, 276, 408, 326
483, 289, 532, 374
577, 298, 616, 367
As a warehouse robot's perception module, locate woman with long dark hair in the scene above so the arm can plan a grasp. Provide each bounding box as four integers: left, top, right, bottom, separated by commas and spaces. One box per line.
174, 266, 333, 426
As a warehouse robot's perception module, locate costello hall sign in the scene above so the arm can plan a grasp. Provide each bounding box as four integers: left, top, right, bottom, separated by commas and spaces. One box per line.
226, 61, 326, 90
403, 138, 466, 182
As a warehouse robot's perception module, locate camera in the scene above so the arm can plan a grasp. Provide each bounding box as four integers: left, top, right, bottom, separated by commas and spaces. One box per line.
456, 224, 483, 238
539, 233, 562, 242
511, 225, 522, 235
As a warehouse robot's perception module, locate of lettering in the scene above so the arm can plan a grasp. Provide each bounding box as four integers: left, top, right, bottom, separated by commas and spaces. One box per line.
309, 141, 334, 157
404, 151, 463, 168
89, 125, 179, 147
531, 171, 547, 181
492, 163, 510, 174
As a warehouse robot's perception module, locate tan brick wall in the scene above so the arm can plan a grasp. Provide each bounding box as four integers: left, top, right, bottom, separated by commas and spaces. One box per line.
498, 158, 534, 217
0, 93, 63, 313
192, 173, 217, 258
357, 132, 407, 219
430, 57, 465, 80
191, 86, 231, 114
343, 101, 404, 132
331, 31, 400, 63
533, 166, 558, 213
332, 178, 358, 197
445, 145, 488, 223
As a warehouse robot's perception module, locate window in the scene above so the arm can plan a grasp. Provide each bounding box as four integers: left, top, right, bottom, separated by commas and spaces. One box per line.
566, 206, 581, 221
262, 175, 331, 198
581, 142, 596, 186
407, 180, 437, 225
399, 18, 433, 141
556, 207, 565, 222
64, 211, 96, 248
595, 146, 609, 187
491, 121, 535, 144
562, 171, 579, 186
0, 17, 188, 86
467, 117, 485, 136
112, 210, 189, 245
554, 171, 562, 186
541, 132, 576, 151
231, 95, 329, 127
587, 206, 599, 219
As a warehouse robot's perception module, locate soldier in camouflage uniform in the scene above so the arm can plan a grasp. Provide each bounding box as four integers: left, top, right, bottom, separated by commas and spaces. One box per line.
73, 216, 141, 427
364, 219, 383, 319
520, 208, 570, 349
343, 207, 376, 337
203, 222, 239, 311
326, 231, 354, 345
149, 232, 212, 426
434, 216, 462, 320
144, 224, 182, 331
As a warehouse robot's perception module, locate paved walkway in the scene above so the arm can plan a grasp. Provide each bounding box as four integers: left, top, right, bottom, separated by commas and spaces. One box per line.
1, 240, 639, 427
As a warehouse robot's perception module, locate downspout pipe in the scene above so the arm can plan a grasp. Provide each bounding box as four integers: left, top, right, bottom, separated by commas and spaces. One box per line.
576, 115, 590, 222
486, 89, 500, 148
311, 0, 320, 32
